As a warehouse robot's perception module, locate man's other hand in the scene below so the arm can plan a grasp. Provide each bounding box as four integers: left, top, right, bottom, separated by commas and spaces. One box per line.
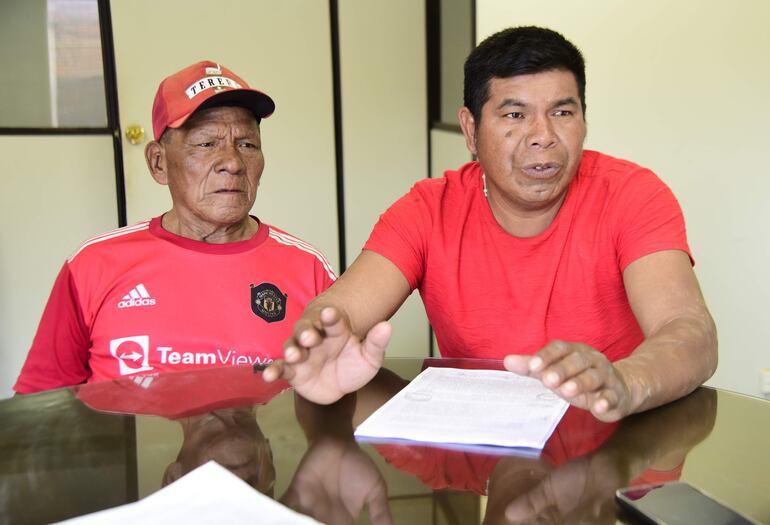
264, 306, 392, 404
504, 341, 633, 422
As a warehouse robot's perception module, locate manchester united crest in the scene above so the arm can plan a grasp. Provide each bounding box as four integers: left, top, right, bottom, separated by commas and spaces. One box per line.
250, 283, 287, 323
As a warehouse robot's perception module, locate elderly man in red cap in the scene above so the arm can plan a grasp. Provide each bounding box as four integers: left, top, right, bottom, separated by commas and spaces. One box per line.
14, 61, 335, 393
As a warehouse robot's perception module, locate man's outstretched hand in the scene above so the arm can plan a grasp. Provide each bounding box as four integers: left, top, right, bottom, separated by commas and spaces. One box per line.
264, 306, 391, 404
504, 341, 635, 422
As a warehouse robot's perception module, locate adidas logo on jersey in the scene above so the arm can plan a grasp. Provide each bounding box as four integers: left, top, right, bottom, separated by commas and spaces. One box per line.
118, 283, 156, 308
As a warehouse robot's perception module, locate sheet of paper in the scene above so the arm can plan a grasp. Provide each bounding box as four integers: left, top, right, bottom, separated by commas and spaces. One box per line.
55, 461, 321, 525
354, 367, 569, 449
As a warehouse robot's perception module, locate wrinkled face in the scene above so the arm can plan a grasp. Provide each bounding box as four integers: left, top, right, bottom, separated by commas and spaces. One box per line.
157, 106, 264, 229
461, 69, 587, 213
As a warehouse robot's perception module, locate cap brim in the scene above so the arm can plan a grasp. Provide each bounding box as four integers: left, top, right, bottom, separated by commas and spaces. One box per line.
199, 88, 275, 119
168, 88, 276, 132
200, 88, 275, 118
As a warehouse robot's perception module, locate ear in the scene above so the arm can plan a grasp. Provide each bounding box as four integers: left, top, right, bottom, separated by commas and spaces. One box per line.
458, 107, 478, 156
162, 461, 184, 486
145, 141, 169, 186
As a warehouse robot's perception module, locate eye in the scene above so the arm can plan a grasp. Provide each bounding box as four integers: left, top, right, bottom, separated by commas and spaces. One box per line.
238, 141, 259, 149
552, 109, 573, 117
504, 112, 524, 119
196, 142, 214, 148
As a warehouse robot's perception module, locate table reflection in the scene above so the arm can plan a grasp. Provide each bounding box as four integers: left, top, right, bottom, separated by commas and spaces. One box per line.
0, 358, 763, 525
283, 361, 717, 524
163, 408, 275, 496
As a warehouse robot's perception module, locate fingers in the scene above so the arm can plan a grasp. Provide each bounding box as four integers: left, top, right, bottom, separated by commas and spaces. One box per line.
283, 344, 310, 364
293, 306, 341, 347
360, 322, 392, 366
504, 341, 578, 378
590, 387, 622, 420
263, 360, 288, 383
505, 341, 632, 421
555, 367, 603, 398
293, 316, 324, 348
318, 306, 349, 337
532, 340, 582, 373
366, 480, 393, 525
536, 342, 606, 390
505, 484, 560, 524
503, 354, 532, 375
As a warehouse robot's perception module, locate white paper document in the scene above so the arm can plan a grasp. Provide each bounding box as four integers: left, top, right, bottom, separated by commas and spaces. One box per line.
354, 367, 569, 450
56, 461, 321, 525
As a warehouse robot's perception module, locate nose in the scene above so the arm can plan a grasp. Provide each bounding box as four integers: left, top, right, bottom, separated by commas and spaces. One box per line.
216, 143, 246, 174
527, 115, 557, 149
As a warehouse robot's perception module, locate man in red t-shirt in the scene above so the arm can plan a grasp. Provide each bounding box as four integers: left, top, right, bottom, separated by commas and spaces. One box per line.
14, 61, 335, 394
266, 27, 716, 422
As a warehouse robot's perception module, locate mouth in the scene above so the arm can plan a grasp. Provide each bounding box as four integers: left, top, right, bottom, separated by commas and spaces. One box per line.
213, 188, 245, 195
521, 162, 561, 179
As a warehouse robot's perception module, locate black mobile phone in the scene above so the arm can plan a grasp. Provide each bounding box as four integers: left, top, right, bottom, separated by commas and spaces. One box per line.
615, 482, 758, 525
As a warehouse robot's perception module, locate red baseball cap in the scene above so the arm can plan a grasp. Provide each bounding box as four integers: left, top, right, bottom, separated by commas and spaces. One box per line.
151, 60, 275, 140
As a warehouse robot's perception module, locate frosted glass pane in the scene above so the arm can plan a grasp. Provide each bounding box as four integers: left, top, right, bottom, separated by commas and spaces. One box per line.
0, 0, 107, 128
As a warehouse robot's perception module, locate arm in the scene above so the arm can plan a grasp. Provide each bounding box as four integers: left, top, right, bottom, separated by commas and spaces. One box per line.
615, 249, 717, 412
14, 264, 91, 394
264, 250, 412, 403
297, 249, 411, 339
505, 249, 717, 421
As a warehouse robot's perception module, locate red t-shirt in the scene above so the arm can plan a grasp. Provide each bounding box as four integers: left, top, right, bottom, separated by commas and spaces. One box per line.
14, 217, 335, 393
364, 150, 691, 361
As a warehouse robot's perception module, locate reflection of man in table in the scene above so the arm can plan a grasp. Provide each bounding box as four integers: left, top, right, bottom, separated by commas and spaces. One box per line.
483, 388, 717, 524
14, 60, 335, 394
73, 364, 286, 496
275, 363, 716, 525
267, 26, 717, 422
163, 408, 275, 496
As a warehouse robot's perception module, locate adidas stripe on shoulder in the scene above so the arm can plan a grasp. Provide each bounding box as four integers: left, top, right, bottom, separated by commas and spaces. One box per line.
68, 221, 151, 263
268, 228, 337, 282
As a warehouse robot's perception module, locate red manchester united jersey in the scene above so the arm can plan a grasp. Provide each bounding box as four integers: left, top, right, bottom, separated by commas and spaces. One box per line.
14, 217, 335, 393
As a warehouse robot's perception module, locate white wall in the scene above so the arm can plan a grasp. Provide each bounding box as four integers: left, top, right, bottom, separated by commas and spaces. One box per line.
0, 136, 118, 397
339, 0, 430, 357
431, 128, 471, 180
476, 0, 770, 397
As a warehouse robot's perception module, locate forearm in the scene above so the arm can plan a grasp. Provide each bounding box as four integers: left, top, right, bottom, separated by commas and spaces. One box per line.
301, 281, 379, 339
301, 250, 411, 338
616, 313, 717, 415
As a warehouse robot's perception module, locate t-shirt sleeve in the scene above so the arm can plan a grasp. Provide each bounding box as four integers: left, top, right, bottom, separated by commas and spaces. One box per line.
612, 169, 692, 271
363, 185, 433, 290
13, 263, 91, 394
314, 251, 337, 294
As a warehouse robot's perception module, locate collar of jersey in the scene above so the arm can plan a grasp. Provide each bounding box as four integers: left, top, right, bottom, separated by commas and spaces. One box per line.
149, 215, 269, 254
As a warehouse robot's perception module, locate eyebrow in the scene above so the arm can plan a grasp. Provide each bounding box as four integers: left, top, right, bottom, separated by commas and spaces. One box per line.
552, 97, 579, 108
496, 99, 526, 110
495, 97, 579, 111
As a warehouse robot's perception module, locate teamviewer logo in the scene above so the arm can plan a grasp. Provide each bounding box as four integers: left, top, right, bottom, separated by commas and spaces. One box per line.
109, 335, 154, 375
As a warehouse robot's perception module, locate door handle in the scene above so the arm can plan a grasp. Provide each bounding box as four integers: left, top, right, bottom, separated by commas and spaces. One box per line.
124, 125, 146, 145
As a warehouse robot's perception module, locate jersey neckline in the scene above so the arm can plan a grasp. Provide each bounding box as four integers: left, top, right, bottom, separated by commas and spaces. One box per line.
149, 215, 269, 254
